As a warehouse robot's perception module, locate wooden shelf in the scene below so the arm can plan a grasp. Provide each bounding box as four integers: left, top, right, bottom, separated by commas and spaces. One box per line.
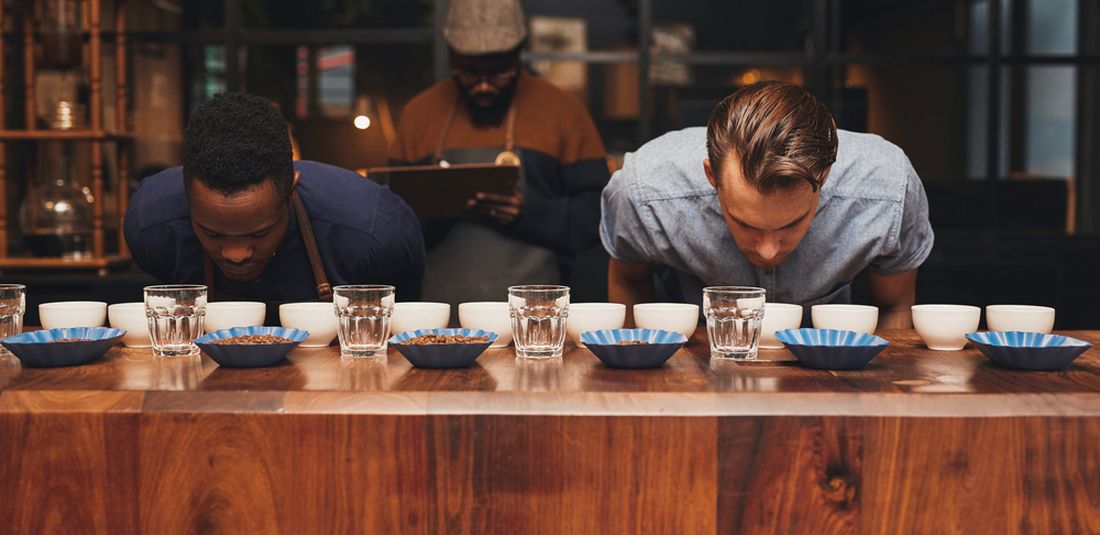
0, 129, 134, 141
0, 0, 133, 277
0, 254, 130, 271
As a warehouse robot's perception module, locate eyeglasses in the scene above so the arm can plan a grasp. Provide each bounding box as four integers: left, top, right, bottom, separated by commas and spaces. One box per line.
451, 68, 519, 87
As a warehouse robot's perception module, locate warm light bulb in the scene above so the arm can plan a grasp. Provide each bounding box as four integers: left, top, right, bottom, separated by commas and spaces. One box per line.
739, 69, 761, 86
354, 115, 371, 129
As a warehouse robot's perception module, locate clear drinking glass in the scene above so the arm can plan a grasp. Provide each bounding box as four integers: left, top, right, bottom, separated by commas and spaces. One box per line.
333, 285, 395, 358
704, 286, 766, 360
144, 284, 206, 357
508, 285, 569, 359
0, 284, 26, 355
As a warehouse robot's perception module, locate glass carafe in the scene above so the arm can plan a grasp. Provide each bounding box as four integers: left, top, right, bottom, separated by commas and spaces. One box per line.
36, 0, 83, 70
36, 0, 86, 129
19, 152, 94, 260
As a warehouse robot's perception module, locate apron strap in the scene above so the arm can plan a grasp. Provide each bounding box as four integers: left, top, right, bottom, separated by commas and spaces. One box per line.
433, 94, 463, 163
201, 191, 333, 302
291, 192, 333, 301
503, 102, 516, 153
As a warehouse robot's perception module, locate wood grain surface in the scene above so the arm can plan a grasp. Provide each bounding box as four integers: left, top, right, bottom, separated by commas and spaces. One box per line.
0, 329, 1098, 534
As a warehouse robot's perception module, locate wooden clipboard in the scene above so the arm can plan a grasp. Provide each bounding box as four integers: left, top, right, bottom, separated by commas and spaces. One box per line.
367, 163, 520, 221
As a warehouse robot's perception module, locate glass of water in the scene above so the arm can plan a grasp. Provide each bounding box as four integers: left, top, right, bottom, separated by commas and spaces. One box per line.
508, 285, 569, 359
0, 284, 26, 355
333, 285, 395, 358
704, 286, 766, 360
144, 285, 207, 357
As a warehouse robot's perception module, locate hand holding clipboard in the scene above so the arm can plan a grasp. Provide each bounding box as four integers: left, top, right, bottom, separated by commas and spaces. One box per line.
466, 189, 524, 225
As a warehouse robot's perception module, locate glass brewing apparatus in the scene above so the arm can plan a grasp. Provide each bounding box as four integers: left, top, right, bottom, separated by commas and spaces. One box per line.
19, 149, 94, 260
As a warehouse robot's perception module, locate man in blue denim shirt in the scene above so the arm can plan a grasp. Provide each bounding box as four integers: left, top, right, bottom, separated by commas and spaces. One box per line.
600, 81, 933, 329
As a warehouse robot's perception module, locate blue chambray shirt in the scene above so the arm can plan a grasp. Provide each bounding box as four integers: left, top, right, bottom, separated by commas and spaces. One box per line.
600, 127, 934, 307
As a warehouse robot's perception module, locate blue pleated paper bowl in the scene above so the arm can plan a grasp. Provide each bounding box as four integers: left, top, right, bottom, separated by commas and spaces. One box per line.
581, 329, 687, 369
775, 328, 889, 370
390, 328, 497, 368
965, 331, 1092, 371
0, 327, 126, 367
195, 326, 309, 368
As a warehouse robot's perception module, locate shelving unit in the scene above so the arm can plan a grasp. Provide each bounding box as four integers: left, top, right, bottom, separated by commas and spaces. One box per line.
0, 0, 132, 274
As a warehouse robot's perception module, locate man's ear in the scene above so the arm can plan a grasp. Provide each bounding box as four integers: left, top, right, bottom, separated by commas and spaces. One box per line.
704, 158, 718, 190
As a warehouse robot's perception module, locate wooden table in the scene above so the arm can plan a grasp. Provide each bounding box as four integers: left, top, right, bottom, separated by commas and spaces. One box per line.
2, 329, 1099, 534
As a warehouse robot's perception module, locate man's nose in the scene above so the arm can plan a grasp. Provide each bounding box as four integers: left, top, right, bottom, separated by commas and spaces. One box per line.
755, 237, 781, 263
472, 80, 495, 94
221, 244, 252, 264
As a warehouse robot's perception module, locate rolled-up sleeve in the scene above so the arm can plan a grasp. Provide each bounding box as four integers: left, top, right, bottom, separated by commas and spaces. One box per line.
599, 162, 657, 265
871, 163, 935, 275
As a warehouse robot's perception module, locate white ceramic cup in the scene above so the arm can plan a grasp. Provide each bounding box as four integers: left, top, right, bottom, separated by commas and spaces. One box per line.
458, 301, 513, 348
985, 305, 1056, 334
566, 303, 627, 347
391, 302, 451, 334
107, 302, 152, 348
759, 303, 804, 349
633, 303, 700, 340
911, 304, 982, 350
279, 302, 338, 348
39, 301, 107, 329
811, 304, 879, 334
204, 301, 266, 333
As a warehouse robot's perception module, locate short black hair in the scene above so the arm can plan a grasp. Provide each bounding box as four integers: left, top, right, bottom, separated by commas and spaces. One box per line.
182, 93, 294, 201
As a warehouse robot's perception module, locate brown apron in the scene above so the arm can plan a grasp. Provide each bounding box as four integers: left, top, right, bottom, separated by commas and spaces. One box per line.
203, 192, 333, 304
